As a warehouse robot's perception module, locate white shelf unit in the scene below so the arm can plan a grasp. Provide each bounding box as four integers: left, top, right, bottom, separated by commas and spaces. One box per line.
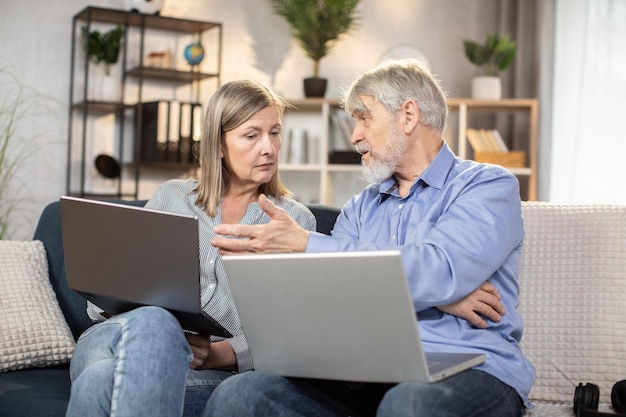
448, 98, 538, 201
280, 98, 539, 206
280, 99, 366, 206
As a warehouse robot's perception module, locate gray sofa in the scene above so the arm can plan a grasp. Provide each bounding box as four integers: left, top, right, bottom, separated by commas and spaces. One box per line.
2, 200, 626, 417
0, 199, 341, 417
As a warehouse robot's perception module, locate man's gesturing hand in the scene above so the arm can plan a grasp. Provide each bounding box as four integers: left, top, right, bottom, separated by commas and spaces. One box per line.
211, 194, 309, 255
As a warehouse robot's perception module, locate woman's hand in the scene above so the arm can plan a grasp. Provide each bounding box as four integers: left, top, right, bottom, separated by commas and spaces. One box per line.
185, 333, 237, 371
437, 282, 506, 328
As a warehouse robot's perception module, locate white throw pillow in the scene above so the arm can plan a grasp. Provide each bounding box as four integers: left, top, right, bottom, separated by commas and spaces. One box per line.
519, 203, 626, 405
0, 240, 75, 372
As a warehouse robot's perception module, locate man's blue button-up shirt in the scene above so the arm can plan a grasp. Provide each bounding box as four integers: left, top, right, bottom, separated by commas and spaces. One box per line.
306, 142, 536, 408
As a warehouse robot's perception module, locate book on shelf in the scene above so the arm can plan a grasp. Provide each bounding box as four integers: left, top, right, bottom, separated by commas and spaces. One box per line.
139, 100, 202, 164
466, 129, 508, 153
467, 128, 526, 168
491, 130, 508, 152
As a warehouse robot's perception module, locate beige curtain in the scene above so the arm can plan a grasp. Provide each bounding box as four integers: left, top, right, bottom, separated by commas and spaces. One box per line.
494, 0, 554, 201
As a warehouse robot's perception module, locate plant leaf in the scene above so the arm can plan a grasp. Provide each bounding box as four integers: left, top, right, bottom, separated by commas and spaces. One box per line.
462, 32, 516, 75
270, 0, 360, 77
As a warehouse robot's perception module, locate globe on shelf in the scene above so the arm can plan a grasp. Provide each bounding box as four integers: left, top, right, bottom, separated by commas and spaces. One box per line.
184, 42, 205, 66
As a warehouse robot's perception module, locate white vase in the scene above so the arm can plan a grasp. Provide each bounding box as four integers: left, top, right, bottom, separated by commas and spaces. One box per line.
100, 74, 122, 102
89, 64, 122, 102
471, 76, 502, 100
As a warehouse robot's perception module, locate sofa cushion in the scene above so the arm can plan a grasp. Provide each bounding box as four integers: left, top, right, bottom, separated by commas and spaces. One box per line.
0, 240, 75, 372
0, 366, 71, 417
307, 203, 340, 235
519, 202, 626, 407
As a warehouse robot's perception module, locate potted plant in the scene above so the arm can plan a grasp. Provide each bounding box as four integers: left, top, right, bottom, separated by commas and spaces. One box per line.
463, 32, 516, 100
81, 25, 124, 101
270, 0, 360, 98
0, 68, 20, 239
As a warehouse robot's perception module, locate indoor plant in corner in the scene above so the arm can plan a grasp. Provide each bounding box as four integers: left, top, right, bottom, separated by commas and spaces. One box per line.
270, 0, 360, 98
463, 32, 516, 100
82, 25, 124, 102
0, 66, 44, 239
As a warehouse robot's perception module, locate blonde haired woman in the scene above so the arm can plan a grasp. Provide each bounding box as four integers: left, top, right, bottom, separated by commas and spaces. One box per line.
66, 80, 316, 417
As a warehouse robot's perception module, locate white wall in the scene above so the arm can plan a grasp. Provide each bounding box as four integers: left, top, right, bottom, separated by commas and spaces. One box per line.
0, 0, 499, 239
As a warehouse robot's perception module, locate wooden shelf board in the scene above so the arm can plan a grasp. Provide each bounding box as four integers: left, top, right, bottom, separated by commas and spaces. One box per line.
447, 98, 537, 112
137, 162, 198, 170
327, 165, 362, 172
507, 167, 532, 176
75, 6, 221, 33
287, 98, 340, 112
67, 192, 138, 200
281, 164, 323, 172
126, 67, 217, 83
72, 101, 132, 113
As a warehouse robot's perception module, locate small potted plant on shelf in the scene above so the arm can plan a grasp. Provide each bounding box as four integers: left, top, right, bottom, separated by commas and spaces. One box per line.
270, 0, 360, 98
81, 25, 124, 101
463, 32, 516, 100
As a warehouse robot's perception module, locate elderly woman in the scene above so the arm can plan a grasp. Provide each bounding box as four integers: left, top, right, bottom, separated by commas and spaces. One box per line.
65, 80, 316, 417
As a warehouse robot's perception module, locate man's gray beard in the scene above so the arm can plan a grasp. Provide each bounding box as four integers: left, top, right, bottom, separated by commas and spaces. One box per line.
361, 124, 406, 184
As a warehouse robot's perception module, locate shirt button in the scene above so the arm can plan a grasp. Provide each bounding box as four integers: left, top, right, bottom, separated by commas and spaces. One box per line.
392, 235, 396, 240
398, 204, 404, 209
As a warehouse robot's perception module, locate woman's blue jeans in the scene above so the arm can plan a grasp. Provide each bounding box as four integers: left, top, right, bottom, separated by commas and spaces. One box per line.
66, 306, 233, 417
203, 369, 524, 417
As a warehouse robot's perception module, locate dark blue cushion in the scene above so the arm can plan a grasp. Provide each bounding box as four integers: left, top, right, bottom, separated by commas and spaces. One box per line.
0, 367, 72, 417
308, 204, 340, 235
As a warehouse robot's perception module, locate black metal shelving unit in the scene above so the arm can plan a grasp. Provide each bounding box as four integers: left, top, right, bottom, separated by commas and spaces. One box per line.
67, 6, 222, 199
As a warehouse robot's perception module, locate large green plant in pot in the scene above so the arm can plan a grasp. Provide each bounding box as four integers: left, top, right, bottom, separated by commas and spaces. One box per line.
463, 32, 516, 100
270, 0, 360, 97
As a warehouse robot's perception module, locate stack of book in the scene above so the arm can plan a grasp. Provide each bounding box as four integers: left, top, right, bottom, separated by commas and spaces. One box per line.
138, 100, 203, 165
465, 129, 525, 168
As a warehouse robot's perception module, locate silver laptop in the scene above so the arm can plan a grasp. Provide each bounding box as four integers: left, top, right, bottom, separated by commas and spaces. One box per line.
60, 196, 231, 338
223, 250, 485, 383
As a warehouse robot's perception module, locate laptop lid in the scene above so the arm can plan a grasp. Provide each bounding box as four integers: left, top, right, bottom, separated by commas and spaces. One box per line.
60, 196, 231, 338
222, 250, 485, 383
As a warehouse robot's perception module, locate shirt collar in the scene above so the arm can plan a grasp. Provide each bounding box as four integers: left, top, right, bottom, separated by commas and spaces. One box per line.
377, 141, 454, 201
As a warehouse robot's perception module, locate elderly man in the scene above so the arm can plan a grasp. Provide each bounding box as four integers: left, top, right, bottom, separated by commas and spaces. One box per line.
207, 59, 535, 417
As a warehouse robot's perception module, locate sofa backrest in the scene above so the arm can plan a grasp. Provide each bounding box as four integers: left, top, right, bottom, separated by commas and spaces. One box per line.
519, 202, 626, 406
32, 199, 341, 340
38, 198, 626, 408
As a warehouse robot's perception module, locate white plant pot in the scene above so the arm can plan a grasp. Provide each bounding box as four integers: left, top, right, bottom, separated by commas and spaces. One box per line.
99, 75, 122, 102
471, 76, 502, 100
89, 64, 122, 102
